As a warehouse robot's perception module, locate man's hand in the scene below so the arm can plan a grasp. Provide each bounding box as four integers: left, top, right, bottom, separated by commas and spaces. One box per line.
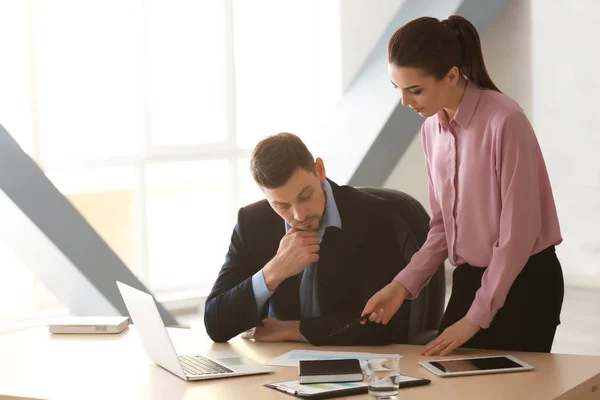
241, 318, 302, 342
262, 229, 320, 290
361, 281, 409, 325
422, 317, 481, 356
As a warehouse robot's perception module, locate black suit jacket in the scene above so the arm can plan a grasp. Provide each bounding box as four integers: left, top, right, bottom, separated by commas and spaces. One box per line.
204, 180, 410, 345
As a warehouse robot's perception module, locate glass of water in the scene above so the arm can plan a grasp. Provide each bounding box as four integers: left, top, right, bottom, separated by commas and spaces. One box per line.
366, 356, 401, 400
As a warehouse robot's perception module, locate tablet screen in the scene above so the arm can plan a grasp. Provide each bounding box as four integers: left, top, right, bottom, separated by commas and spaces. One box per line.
430, 356, 522, 373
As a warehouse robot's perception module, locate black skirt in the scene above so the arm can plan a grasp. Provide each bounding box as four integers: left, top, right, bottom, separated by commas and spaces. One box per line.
438, 245, 564, 353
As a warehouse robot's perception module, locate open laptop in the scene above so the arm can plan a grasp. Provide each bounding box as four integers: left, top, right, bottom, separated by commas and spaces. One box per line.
116, 281, 274, 381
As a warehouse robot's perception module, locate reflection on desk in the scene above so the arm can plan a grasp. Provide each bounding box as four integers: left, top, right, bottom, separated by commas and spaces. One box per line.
0, 326, 599, 399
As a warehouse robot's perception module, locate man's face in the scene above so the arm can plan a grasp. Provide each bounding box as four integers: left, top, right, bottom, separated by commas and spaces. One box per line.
261, 158, 327, 232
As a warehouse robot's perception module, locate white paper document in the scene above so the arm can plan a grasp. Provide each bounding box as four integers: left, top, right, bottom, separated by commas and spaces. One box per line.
266, 349, 401, 367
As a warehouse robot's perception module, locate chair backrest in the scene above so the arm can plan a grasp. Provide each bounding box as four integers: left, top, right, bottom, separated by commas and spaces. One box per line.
358, 187, 445, 345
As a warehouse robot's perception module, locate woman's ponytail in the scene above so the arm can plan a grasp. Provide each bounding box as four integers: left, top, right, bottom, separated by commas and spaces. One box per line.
442, 15, 500, 92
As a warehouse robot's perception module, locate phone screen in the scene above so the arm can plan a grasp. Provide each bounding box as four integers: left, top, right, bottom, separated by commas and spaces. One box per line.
431, 356, 522, 373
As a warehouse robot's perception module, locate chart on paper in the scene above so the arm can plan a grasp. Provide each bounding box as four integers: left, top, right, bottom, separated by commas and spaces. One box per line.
267, 350, 401, 367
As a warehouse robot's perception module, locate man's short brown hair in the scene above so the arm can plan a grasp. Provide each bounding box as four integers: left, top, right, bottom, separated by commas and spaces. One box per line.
250, 132, 315, 188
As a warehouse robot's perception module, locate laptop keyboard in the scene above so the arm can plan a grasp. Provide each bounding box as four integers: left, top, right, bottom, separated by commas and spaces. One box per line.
179, 355, 234, 376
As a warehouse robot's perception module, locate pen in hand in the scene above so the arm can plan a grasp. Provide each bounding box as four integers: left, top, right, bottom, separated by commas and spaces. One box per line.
328, 315, 369, 337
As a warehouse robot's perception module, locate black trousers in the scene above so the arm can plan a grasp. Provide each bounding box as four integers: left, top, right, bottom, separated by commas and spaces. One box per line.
438, 246, 564, 353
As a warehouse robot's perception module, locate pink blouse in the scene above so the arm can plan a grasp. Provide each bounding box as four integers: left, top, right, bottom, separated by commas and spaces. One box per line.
394, 81, 562, 328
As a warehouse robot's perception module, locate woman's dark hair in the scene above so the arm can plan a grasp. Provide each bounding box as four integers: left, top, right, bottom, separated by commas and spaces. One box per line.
388, 15, 500, 92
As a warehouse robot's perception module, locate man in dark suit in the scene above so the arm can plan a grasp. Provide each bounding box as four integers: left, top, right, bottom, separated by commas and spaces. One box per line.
204, 132, 410, 345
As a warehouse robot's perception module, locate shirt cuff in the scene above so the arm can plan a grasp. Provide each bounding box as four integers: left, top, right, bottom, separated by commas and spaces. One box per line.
393, 270, 419, 300
466, 298, 492, 329
252, 269, 274, 315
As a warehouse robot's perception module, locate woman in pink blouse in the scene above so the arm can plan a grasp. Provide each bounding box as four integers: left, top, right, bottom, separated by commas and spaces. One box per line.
362, 15, 564, 355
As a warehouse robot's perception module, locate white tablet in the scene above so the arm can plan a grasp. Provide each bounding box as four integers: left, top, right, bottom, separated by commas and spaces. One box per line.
419, 355, 533, 378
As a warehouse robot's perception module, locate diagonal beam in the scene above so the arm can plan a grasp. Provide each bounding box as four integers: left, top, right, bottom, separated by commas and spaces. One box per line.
0, 124, 177, 326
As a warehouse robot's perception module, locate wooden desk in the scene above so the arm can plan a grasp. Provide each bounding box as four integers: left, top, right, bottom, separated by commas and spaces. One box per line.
0, 326, 599, 400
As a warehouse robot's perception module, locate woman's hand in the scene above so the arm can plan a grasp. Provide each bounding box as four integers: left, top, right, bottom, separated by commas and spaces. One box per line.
422, 317, 481, 356
361, 281, 409, 325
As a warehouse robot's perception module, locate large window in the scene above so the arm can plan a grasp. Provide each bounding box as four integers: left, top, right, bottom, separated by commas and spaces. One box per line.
0, 0, 341, 325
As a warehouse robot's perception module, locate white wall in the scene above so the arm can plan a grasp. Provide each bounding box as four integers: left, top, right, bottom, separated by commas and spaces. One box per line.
529, 0, 600, 284
385, 0, 600, 286
339, 0, 405, 90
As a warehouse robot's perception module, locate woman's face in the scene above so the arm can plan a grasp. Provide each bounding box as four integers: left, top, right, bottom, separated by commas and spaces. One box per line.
388, 63, 459, 118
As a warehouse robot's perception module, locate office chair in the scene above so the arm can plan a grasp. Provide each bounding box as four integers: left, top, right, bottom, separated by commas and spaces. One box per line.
358, 187, 445, 345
